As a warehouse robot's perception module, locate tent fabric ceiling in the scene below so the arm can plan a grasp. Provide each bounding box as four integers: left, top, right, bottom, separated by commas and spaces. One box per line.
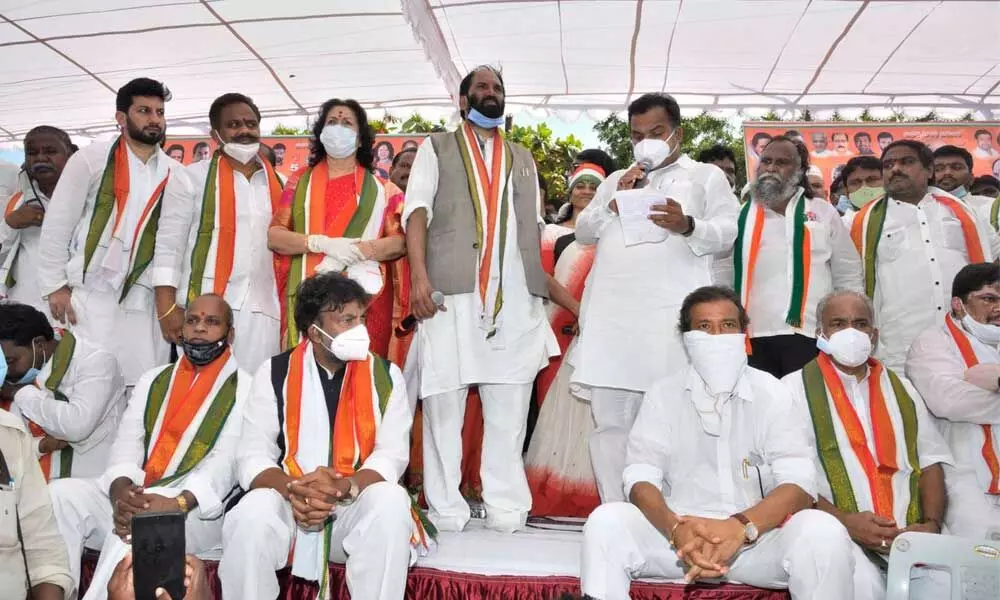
0, 0, 997, 141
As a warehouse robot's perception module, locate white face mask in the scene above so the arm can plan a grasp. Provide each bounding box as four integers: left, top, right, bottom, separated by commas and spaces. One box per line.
222, 142, 260, 164
682, 331, 747, 396
962, 309, 1000, 346
311, 323, 370, 361
816, 328, 872, 368
320, 124, 358, 159
632, 131, 677, 170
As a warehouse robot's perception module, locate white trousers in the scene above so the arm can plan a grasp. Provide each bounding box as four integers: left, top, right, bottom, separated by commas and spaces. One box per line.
582, 502, 868, 600
48, 478, 221, 600
230, 308, 280, 373
218, 483, 413, 600
588, 387, 643, 503
422, 383, 532, 532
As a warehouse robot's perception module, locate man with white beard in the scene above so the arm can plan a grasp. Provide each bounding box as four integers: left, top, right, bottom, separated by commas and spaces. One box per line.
716, 136, 862, 379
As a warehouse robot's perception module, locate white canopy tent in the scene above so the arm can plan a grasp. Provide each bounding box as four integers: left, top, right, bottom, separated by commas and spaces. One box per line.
0, 0, 998, 142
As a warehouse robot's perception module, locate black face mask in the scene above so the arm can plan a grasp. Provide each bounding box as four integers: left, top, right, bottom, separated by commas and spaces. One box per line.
180, 337, 228, 366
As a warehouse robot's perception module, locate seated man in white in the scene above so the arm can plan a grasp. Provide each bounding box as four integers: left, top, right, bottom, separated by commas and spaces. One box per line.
48, 294, 249, 599
219, 272, 428, 600
907, 262, 1000, 538
0, 302, 126, 480
784, 290, 952, 598
582, 285, 858, 600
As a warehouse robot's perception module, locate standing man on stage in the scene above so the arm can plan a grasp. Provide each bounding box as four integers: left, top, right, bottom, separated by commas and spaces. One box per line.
570, 93, 739, 503
404, 65, 558, 533
37, 78, 193, 386
165, 93, 284, 372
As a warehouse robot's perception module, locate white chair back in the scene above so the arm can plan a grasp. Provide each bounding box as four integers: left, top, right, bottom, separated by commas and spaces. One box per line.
886, 532, 1000, 600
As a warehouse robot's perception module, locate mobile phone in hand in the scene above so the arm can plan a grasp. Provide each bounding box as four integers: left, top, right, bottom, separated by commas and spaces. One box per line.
131, 512, 185, 600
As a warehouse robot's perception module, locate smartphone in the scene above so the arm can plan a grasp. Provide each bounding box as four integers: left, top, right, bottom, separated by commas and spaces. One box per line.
131, 512, 186, 600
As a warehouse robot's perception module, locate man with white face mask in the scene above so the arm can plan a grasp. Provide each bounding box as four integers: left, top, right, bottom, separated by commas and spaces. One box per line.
162, 93, 285, 372
570, 93, 739, 503
220, 273, 428, 600
582, 286, 855, 600
907, 263, 1000, 538
784, 290, 951, 598
716, 136, 863, 379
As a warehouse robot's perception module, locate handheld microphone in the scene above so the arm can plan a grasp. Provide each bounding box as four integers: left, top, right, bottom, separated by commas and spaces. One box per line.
396, 290, 445, 335
633, 160, 652, 189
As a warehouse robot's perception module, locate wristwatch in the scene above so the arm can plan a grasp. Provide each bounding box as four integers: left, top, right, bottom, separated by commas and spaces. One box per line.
337, 477, 360, 506
730, 512, 759, 544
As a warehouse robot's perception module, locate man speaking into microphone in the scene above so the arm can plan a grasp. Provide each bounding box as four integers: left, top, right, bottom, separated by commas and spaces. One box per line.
571, 93, 739, 503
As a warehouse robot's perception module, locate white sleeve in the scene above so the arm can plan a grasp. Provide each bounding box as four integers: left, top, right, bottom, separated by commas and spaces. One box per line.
826, 205, 864, 293
762, 378, 818, 500
622, 380, 671, 498
37, 150, 95, 296
574, 173, 620, 245
237, 360, 283, 489
899, 377, 953, 469
682, 167, 739, 257
13, 350, 123, 445
906, 331, 1000, 423
359, 365, 413, 484
401, 140, 439, 231
151, 165, 196, 290
99, 368, 158, 492
781, 372, 832, 501
0, 193, 20, 252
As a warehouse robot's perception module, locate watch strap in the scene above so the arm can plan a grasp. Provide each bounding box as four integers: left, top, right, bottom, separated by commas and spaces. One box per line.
731, 512, 750, 526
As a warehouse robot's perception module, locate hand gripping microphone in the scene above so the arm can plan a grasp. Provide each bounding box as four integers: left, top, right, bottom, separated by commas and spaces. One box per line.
395, 291, 446, 336
633, 160, 653, 189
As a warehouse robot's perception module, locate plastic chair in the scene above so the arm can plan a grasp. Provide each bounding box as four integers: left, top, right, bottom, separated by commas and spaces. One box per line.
886, 532, 1000, 600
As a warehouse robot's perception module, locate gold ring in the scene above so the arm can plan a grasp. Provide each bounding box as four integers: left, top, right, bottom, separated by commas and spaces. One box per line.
880, 539, 887, 548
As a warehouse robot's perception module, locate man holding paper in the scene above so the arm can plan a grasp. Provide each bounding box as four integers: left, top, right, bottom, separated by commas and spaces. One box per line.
571, 93, 739, 503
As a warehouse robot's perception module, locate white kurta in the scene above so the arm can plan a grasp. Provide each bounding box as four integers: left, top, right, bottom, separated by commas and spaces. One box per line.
0, 160, 17, 198
37, 138, 193, 385
570, 155, 739, 393
864, 189, 1000, 372
401, 137, 558, 397
10, 334, 127, 479
163, 157, 281, 372
715, 195, 863, 338
0, 173, 53, 322
782, 361, 952, 526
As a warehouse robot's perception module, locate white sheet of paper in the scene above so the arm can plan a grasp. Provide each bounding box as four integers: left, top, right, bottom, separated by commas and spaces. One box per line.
615, 188, 669, 246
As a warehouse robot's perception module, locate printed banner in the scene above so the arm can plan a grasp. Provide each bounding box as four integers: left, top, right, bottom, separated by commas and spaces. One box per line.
743, 122, 1000, 186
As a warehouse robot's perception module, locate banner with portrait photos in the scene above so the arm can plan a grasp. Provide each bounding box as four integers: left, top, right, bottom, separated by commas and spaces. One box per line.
743, 122, 1000, 187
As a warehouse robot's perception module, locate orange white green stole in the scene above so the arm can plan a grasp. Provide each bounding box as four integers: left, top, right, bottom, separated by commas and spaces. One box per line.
186, 153, 284, 304
141, 351, 240, 488
802, 354, 922, 525
1, 189, 26, 290
943, 314, 1000, 494
851, 194, 987, 298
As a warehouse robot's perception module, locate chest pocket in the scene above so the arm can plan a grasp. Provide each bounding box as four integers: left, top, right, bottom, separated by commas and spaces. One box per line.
806, 221, 830, 256
0, 490, 15, 549
941, 220, 969, 253
878, 226, 908, 262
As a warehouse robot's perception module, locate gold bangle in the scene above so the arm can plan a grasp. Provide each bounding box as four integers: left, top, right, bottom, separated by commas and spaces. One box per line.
157, 303, 177, 321
176, 494, 189, 514
668, 520, 682, 546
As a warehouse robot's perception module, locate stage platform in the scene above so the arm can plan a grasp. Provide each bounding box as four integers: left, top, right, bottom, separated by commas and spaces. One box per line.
80, 517, 790, 599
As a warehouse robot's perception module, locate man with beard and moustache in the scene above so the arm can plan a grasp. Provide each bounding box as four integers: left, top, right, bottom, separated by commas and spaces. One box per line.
933, 145, 996, 214
717, 136, 862, 379
0, 126, 76, 322
389, 146, 416, 192
163, 93, 284, 372
37, 78, 193, 388
571, 93, 738, 504
404, 65, 558, 533
850, 140, 1000, 372
48, 294, 249, 600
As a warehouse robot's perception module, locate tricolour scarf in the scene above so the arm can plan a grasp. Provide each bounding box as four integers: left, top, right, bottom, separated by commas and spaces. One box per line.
802, 353, 922, 525
734, 189, 811, 329
943, 313, 1000, 494
989, 196, 1000, 232
186, 153, 283, 304
28, 331, 77, 481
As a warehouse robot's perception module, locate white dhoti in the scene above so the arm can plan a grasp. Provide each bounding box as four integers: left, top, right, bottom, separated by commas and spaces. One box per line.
230, 308, 280, 373
219, 483, 414, 600
581, 503, 863, 600
942, 465, 1000, 540
586, 387, 643, 503
49, 478, 222, 600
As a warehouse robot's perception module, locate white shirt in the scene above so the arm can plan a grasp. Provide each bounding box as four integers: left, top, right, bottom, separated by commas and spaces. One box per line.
165, 157, 280, 318
237, 356, 412, 489
401, 135, 558, 396
570, 156, 739, 392
784, 360, 952, 523
37, 138, 191, 310
624, 365, 817, 518
866, 190, 1000, 371
11, 334, 126, 478
0, 160, 18, 199
0, 173, 52, 321
974, 147, 1000, 159
716, 195, 863, 338
100, 357, 249, 519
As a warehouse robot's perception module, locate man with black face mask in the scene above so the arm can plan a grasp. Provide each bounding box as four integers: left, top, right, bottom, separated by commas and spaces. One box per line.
47, 294, 250, 599
162, 93, 285, 373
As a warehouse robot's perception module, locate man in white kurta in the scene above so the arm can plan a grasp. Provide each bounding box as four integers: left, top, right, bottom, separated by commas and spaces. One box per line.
1, 303, 126, 480
851, 140, 1000, 372
37, 78, 192, 386
906, 262, 1000, 539
784, 290, 952, 598
47, 295, 248, 599
571, 94, 738, 503
582, 286, 858, 600
163, 93, 283, 372
717, 136, 863, 379
403, 67, 558, 532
